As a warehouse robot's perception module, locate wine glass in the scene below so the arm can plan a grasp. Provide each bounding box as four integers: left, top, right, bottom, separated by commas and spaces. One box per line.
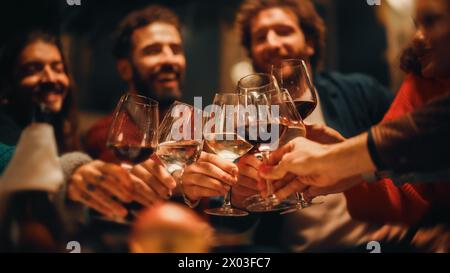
237, 73, 280, 95
272, 59, 318, 120
272, 59, 323, 212
238, 89, 294, 212
203, 93, 253, 217
155, 101, 203, 194
236, 73, 282, 207
107, 93, 159, 171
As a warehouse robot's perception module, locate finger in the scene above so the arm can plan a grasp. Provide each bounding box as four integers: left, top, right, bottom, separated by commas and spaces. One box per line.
199, 152, 238, 177
186, 161, 237, 186
87, 187, 128, 218
130, 174, 162, 206
274, 178, 309, 201
259, 161, 290, 181
237, 163, 260, 182
184, 185, 225, 200
68, 184, 115, 218
236, 175, 259, 191
183, 173, 229, 195
141, 159, 177, 191
273, 173, 297, 190
82, 168, 133, 203
303, 186, 331, 199
101, 163, 134, 192
237, 154, 262, 170
266, 142, 294, 165
131, 165, 171, 198
71, 177, 127, 217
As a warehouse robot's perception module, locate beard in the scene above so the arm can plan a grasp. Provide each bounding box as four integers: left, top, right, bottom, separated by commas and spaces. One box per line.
131, 63, 183, 109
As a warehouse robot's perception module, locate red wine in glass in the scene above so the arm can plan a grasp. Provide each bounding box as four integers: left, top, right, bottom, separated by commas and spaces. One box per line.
293, 99, 317, 119
108, 144, 155, 165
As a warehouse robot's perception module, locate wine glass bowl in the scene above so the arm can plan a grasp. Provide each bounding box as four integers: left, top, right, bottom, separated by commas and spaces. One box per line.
107, 93, 159, 170
272, 59, 318, 120
156, 101, 203, 176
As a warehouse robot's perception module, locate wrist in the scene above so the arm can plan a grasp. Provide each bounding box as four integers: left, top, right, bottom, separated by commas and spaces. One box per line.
328, 133, 376, 181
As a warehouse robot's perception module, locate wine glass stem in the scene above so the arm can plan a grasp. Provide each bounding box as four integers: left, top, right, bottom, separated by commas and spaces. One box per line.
223, 190, 232, 210
261, 150, 277, 202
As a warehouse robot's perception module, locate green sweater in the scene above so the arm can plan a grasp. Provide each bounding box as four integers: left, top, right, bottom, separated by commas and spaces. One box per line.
0, 143, 15, 175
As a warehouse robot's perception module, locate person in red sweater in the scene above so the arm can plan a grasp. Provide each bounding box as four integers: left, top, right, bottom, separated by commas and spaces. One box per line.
260, 0, 450, 227
344, 74, 450, 225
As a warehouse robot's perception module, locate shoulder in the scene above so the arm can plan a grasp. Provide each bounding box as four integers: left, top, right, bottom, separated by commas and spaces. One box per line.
318, 71, 390, 93
317, 71, 394, 103
86, 114, 114, 137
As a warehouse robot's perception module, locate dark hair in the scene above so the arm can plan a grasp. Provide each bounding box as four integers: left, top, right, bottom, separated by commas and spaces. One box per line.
0, 29, 79, 153
113, 5, 181, 59
236, 0, 326, 70
400, 46, 422, 75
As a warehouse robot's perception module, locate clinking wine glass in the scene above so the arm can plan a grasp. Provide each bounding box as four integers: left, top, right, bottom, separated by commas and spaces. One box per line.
272, 59, 318, 120
272, 59, 323, 211
237, 73, 283, 208
203, 93, 253, 217
155, 101, 203, 197
269, 90, 323, 214
239, 90, 292, 212
106, 93, 158, 223
107, 93, 159, 170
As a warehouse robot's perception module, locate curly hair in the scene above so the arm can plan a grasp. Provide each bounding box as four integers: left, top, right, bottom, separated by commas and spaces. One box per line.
236, 0, 326, 69
113, 5, 181, 59
400, 46, 422, 75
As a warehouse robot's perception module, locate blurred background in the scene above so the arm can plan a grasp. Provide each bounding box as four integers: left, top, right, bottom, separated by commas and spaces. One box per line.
0, 0, 415, 135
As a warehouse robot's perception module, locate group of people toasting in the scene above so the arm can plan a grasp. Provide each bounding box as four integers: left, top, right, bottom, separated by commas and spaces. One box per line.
1, 0, 449, 252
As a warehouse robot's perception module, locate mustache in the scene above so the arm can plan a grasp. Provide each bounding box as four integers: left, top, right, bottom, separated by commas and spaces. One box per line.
150, 64, 182, 79
33, 82, 67, 95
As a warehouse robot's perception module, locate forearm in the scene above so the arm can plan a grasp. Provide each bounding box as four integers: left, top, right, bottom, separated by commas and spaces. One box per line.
325, 132, 376, 182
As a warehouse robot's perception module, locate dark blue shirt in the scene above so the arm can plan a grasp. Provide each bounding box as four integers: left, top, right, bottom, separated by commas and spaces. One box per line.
315, 72, 394, 137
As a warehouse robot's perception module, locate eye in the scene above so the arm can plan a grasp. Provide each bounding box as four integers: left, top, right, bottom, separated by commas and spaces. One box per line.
52, 62, 65, 73
253, 30, 268, 43
275, 25, 294, 36
20, 63, 43, 76
142, 44, 162, 55
423, 15, 438, 27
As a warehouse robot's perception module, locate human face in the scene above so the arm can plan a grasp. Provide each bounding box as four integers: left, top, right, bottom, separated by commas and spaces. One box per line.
413, 0, 450, 78
15, 40, 69, 113
130, 22, 186, 102
249, 7, 314, 73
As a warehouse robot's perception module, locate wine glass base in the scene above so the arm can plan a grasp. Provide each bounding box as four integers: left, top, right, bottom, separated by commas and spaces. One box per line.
279, 200, 324, 215
205, 207, 249, 217
242, 194, 265, 208
246, 199, 291, 212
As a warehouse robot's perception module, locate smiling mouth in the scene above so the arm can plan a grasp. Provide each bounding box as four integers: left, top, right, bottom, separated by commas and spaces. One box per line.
157, 72, 179, 83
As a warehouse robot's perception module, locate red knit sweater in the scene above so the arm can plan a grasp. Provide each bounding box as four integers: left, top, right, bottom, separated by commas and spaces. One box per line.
84, 114, 118, 163
344, 74, 450, 225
